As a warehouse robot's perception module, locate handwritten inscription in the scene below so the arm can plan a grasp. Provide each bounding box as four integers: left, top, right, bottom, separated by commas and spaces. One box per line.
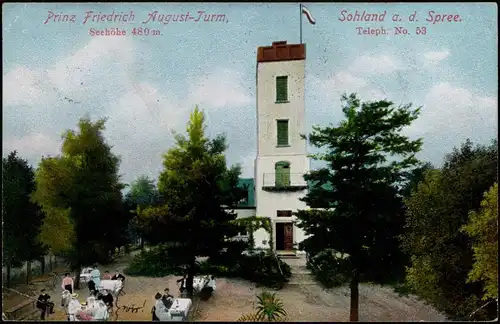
339, 9, 463, 36
120, 300, 146, 313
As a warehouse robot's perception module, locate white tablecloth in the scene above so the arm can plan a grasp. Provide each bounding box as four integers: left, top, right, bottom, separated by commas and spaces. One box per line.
193, 278, 208, 292
193, 277, 216, 293
100, 280, 122, 294
169, 298, 192, 320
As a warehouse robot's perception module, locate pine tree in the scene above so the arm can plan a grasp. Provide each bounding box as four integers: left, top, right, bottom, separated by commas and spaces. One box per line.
296, 93, 422, 321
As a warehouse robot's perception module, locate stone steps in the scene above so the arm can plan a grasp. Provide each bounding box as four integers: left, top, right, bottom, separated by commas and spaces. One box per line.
288, 265, 316, 286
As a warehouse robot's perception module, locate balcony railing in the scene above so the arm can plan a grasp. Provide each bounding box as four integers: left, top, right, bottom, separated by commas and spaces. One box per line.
262, 173, 308, 191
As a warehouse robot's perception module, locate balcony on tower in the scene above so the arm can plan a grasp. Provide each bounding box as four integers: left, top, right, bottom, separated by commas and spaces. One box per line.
262, 172, 308, 191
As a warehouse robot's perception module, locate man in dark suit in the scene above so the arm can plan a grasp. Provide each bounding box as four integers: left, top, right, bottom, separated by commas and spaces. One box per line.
111, 269, 125, 282
36, 289, 55, 320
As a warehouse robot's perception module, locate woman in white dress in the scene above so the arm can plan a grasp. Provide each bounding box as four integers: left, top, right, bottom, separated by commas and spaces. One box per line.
61, 290, 71, 309
154, 292, 172, 321
94, 301, 109, 321
86, 296, 99, 315
67, 293, 82, 321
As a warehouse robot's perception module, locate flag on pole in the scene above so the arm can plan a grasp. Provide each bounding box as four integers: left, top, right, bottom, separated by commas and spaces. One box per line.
301, 5, 316, 25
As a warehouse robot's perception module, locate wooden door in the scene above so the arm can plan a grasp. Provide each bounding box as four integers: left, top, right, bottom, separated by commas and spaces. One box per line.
283, 223, 293, 250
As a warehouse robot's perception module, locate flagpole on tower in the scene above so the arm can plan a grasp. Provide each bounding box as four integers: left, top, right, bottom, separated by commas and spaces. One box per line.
299, 3, 303, 44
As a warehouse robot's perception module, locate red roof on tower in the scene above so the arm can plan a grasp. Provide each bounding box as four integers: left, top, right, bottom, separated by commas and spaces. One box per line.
257, 41, 306, 63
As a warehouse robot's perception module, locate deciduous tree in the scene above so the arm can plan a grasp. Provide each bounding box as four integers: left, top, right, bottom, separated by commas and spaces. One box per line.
32, 117, 125, 288
401, 139, 497, 320
295, 93, 422, 321
461, 183, 498, 301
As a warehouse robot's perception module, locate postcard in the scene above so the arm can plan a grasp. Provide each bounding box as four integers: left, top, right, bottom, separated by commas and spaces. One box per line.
2, 2, 497, 322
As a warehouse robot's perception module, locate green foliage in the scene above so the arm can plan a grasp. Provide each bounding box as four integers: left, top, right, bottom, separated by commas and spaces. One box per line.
401, 139, 497, 320
136, 106, 247, 296
32, 117, 126, 275
124, 244, 184, 277
231, 216, 273, 249
2, 151, 46, 273
237, 291, 287, 322
461, 183, 498, 301
401, 162, 435, 198
125, 175, 161, 245
307, 249, 351, 288
235, 251, 292, 289
255, 291, 287, 321
296, 93, 422, 318
126, 175, 159, 207
207, 240, 250, 267
125, 243, 292, 289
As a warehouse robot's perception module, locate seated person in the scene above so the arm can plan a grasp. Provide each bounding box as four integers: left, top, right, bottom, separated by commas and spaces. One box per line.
206, 275, 216, 289
76, 303, 93, 321
111, 269, 125, 282
154, 292, 171, 321
94, 301, 110, 321
61, 290, 71, 308
162, 288, 174, 309
86, 296, 98, 310
67, 293, 82, 321
100, 290, 114, 308
37, 289, 55, 320
102, 270, 112, 280
200, 276, 216, 300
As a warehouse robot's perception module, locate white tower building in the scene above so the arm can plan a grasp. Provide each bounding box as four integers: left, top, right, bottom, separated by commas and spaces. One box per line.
253, 41, 310, 255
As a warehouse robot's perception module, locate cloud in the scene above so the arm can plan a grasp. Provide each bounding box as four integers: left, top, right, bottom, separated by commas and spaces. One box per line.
312, 70, 386, 105
3, 133, 62, 160
405, 82, 497, 163
310, 53, 496, 168
3, 66, 56, 107
2, 36, 253, 184
348, 54, 406, 75
188, 68, 252, 108
3, 37, 136, 108
423, 50, 450, 65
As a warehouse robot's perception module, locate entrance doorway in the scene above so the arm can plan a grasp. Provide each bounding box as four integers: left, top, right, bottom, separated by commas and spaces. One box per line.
275, 222, 293, 251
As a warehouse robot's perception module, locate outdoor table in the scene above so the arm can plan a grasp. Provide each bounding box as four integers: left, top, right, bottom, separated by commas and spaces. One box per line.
100, 280, 122, 295
193, 277, 208, 292
169, 298, 192, 321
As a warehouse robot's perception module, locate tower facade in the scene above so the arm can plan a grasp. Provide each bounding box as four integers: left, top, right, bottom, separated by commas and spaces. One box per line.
253, 41, 309, 254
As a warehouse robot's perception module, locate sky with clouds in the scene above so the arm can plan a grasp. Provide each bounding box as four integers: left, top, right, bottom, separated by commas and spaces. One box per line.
3, 3, 498, 185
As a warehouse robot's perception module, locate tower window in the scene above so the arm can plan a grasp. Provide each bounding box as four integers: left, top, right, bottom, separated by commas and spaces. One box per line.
277, 120, 289, 146
275, 161, 291, 187
276, 76, 288, 102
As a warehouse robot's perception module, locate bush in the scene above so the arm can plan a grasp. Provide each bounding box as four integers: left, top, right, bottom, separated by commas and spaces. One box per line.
209, 240, 250, 267
308, 249, 350, 288
125, 242, 292, 289
124, 244, 183, 277
205, 250, 292, 289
